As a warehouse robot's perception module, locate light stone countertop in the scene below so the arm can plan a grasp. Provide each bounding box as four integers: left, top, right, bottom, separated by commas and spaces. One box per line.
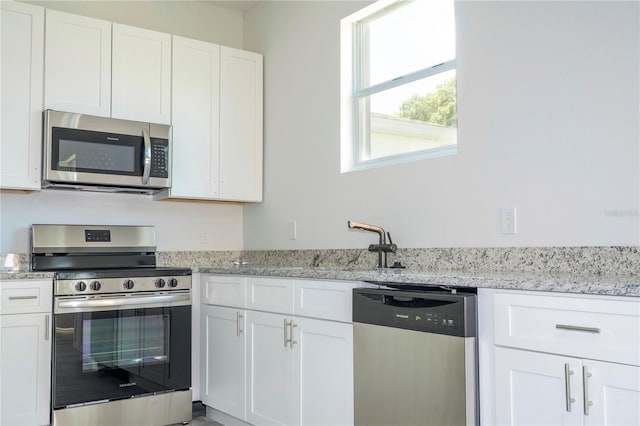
0, 271, 54, 281
1, 267, 638, 297
194, 266, 640, 297
3, 246, 639, 297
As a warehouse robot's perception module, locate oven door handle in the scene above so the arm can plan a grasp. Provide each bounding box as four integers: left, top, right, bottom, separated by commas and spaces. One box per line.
57, 293, 190, 310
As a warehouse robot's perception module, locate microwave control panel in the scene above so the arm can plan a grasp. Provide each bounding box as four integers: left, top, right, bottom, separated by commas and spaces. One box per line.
150, 139, 169, 178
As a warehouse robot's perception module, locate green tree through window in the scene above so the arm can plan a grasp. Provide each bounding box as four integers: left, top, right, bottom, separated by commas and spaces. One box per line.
396, 77, 457, 127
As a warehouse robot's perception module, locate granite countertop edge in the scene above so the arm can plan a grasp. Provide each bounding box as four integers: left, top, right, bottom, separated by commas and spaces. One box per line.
193, 266, 640, 297
2, 267, 638, 297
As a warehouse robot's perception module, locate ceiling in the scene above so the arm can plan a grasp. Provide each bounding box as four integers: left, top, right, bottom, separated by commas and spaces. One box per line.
199, 1, 260, 12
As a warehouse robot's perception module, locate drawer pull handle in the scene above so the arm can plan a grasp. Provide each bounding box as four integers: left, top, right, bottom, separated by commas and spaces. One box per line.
8, 295, 38, 301
564, 363, 576, 412
556, 324, 601, 334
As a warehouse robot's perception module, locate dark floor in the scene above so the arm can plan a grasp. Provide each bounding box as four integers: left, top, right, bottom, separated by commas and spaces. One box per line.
169, 402, 222, 426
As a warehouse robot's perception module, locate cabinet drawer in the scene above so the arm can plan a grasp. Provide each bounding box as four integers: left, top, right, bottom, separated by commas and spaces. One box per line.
0, 280, 52, 315
246, 277, 294, 314
494, 292, 640, 365
201, 275, 245, 307
294, 279, 357, 322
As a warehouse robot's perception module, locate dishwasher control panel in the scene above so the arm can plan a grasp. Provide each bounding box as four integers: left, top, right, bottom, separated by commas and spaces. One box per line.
353, 287, 476, 337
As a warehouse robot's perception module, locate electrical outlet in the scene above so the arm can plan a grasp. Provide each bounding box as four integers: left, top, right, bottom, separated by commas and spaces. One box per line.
500, 207, 517, 234
200, 231, 208, 244
288, 221, 297, 240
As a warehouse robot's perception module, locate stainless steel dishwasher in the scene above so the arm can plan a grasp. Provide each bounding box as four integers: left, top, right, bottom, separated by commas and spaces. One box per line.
353, 285, 478, 426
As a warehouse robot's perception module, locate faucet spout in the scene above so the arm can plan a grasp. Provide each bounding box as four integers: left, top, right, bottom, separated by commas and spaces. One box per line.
348, 221, 397, 268
347, 221, 386, 244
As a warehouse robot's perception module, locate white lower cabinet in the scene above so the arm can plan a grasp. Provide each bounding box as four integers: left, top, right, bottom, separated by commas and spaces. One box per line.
294, 317, 353, 426
245, 311, 354, 426
201, 305, 246, 420
245, 310, 294, 426
201, 275, 357, 426
0, 280, 52, 426
480, 288, 640, 426
495, 347, 640, 426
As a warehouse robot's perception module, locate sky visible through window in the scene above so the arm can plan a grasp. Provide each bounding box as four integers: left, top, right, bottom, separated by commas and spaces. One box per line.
367, 0, 456, 116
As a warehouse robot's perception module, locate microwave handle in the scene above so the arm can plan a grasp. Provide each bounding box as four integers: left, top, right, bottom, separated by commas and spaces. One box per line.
142, 128, 151, 185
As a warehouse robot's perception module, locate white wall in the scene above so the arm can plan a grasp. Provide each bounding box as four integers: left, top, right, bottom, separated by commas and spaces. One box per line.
242, 0, 640, 249
23, 0, 244, 48
0, 191, 243, 253
0, 0, 246, 254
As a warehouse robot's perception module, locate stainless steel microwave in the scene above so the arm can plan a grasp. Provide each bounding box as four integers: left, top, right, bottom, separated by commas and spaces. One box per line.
43, 110, 171, 194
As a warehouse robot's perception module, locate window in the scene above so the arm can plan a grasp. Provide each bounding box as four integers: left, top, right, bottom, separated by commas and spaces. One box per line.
341, 0, 457, 172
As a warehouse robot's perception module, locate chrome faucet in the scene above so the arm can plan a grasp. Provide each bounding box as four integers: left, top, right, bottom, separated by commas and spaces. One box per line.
347, 221, 397, 268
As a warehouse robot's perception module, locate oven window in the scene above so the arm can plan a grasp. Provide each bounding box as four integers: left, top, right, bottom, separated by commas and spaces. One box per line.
53, 306, 190, 409
81, 313, 169, 372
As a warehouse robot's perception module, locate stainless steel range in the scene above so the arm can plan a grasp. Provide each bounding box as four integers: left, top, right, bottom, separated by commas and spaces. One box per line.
31, 224, 192, 426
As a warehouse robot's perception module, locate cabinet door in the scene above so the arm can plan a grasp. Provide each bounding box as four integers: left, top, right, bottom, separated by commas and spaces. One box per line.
293, 317, 354, 426
219, 47, 263, 202
246, 310, 294, 426
201, 305, 246, 420
170, 36, 221, 199
111, 23, 171, 124
0, 313, 51, 426
583, 360, 640, 426
0, 1, 43, 191
495, 347, 583, 426
44, 9, 111, 117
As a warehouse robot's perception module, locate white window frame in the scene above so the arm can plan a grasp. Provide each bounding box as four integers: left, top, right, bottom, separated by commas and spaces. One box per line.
340, 0, 457, 173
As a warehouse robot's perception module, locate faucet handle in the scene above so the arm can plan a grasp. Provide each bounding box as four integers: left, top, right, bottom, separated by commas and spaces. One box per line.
387, 232, 393, 245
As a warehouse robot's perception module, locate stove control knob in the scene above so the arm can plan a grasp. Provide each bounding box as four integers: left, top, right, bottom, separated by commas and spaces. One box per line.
168, 278, 179, 288
75, 281, 87, 292
155, 278, 166, 288
90, 281, 102, 291
123, 279, 135, 290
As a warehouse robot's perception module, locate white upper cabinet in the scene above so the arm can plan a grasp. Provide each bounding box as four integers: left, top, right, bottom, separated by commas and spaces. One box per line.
44, 9, 111, 117
219, 46, 263, 202
0, 1, 44, 190
111, 23, 171, 124
44, 11, 171, 124
168, 36, 221, 199
159, 38, 263, 202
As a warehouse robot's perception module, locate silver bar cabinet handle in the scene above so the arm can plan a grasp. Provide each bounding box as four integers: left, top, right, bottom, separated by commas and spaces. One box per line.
236, 312, 244, 337
556, 324, 601, 334
44, 314, 50, 341
283, 319, 290, 348
290, 321, 298, 348
564, 363, 576, 412
583, 366, 593, 415
142, 128, 151, 185
9, 295, 38, 300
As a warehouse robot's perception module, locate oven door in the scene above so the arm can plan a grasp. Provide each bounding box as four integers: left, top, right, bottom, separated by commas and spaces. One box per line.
52, 305, 191, 409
